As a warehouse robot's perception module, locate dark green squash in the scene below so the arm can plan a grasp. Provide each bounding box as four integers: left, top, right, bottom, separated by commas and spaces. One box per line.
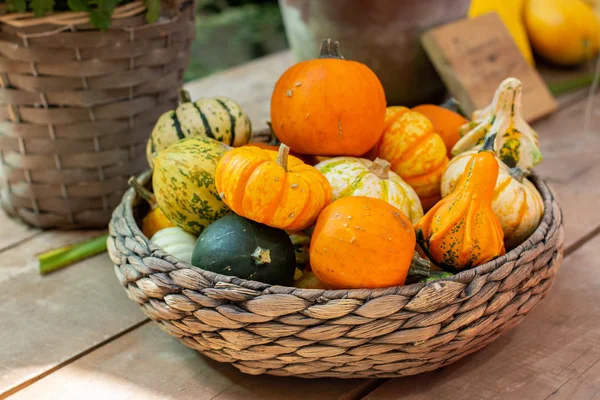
191, 214, 296, 285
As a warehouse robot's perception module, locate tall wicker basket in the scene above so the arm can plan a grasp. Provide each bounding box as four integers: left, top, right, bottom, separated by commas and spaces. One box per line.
0, 1, 195, 229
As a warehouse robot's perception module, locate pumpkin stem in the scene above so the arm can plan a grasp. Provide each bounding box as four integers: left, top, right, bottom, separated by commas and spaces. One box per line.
369, 158, 391, 179
265, 121, 281, 145
509, 167, 529, 182
277, 143, 290, 172
408, 252, 431, 277
178, 88, 192, 104
319, 39, 345, 60
251, 247, 271, 266
441, 97, 468, 118
480, 132, 497, 153
128, 176, 156, 207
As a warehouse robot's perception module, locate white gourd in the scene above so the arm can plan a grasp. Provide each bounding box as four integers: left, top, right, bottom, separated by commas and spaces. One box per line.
451, 77, 542, 171
151, 227, 197, 264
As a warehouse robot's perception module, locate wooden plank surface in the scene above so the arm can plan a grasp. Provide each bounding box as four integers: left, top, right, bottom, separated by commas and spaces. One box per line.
0, 212, 38, 253
0, 231, 145, 398
9, 323, 375, 400
363, 234, 600, 400
421, 13, 557, 122
535, 91, 600, 251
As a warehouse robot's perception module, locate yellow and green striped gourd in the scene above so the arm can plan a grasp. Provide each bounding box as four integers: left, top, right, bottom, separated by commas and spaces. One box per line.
152, 137, 231, 235
146, 89, 251, 167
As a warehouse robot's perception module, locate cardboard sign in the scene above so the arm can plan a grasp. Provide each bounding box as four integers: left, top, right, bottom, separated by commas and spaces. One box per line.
422, 12, 557, 122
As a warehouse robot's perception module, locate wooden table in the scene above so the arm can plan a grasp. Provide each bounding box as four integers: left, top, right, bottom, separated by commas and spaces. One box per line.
1, 51, 599, 400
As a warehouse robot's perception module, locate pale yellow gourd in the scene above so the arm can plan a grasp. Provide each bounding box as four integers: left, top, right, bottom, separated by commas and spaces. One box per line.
452, 77, 542, 171
441, 150, 544, 250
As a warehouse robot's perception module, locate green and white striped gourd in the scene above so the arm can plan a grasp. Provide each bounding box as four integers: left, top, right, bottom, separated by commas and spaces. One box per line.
315, 157, 423, 224
152, 137, 231, 235
451, 77, 542, 170
146, 89, 251, 167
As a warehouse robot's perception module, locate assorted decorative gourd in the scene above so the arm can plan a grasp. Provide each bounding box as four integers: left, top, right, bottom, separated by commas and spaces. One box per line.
139, 40, 546, 290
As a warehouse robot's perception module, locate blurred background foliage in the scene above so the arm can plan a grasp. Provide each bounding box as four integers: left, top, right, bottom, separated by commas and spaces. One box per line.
185, 0, 288, 81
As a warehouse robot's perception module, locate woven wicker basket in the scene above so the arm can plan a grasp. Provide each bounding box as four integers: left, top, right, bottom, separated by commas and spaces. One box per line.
0, 1, 195, 229
108, 166, 564, 378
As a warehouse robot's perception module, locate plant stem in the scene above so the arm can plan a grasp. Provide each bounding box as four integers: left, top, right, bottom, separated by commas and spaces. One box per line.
38, 234, 109, 275
369, 158, 391, 179
408, 252, 430, 277
178, 88, 192, 104
277, 143, 290, 172
319, 39, 344, 60
128, 176, 156, 206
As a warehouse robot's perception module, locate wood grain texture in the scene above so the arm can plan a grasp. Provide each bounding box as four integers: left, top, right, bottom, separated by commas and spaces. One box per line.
535, 91, 600, 250
0, 212, 37, 252
0, 231, 145, 397
9, 323, 374, 400
363, 234, 600, 400
422, 13, 557, 122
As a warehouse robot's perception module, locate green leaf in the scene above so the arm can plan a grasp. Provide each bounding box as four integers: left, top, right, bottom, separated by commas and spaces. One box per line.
145, 0, 160, 24
67, 0, 90, 11
6, 0, 27, 13
30, 0, 55, 17
90, 8, 111, 30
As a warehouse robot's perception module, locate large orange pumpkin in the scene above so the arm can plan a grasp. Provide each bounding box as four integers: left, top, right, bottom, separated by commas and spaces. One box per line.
270, 39, 386, 156
310, 196, 417, 289
215, 144, 332, 231
412, 103, 469, 157
377, 106, 449, 210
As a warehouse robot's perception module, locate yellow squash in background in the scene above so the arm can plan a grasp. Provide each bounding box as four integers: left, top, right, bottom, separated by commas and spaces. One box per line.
525, 0, 600, 66
469, 0, 535, 65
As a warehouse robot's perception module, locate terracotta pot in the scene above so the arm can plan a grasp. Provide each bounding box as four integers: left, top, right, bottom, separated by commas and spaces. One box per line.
278, 0, 470, 106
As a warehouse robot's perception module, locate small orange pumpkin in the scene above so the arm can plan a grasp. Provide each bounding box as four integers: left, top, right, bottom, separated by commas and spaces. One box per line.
310, 196, 417, 289
270, 39, 386, 156
215, 144, 332, 231
377, 106, 449, 210
412, 103, 469, 157
415, 134, 506, 272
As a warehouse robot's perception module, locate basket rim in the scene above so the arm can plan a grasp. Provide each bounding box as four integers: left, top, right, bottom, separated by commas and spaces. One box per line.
119, 169, 560, 299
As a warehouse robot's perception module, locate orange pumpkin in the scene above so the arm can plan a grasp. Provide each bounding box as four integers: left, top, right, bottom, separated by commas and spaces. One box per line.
246, 142, 279, 152
412, 103, 469, 157
270, 39, 386, 156
377, 106, 449, 210
310, 196, 417, 289
215, 144, 332, 231
415, 134, 505, 272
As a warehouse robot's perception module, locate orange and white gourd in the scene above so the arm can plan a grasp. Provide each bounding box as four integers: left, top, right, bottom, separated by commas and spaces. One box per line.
452, 77, 542, 171
442, 150, 544, 250
315, 157, 423, 223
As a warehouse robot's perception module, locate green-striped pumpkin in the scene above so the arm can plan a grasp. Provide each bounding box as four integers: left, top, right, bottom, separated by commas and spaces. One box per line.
146, 89, 251, 167
152, 137, 231, 235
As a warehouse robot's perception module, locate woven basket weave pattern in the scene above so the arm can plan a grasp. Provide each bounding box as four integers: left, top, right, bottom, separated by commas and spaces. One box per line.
0, 2, 195, 229
108, 169, 564, 378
